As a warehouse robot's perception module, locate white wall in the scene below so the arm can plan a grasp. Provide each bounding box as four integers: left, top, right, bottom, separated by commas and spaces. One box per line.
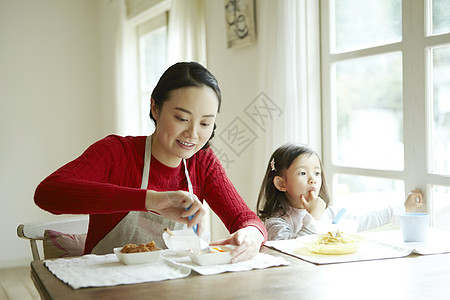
204, 1, 269, 240
0, 0, 267, 267
0, 0, 112, 268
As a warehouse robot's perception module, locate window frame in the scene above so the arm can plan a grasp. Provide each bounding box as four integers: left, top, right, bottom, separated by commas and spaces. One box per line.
136, 12, 168, 135
121, 0, 171, 136
320, 0, 450, 227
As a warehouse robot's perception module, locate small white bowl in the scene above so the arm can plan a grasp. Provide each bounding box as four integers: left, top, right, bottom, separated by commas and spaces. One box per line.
163, 230, 203, 256
114, 247, 162, 265
189, 245, 235, 266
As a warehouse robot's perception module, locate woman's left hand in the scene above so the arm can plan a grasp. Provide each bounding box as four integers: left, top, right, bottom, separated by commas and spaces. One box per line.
210, 226, 264, 263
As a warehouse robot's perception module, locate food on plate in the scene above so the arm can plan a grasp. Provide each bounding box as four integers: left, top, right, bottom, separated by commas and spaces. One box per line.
209, 246, 229, 253
315, 230, 355, 245
307, 230, 359, 255
120, 241, 160, 253
188, 245, 235, 266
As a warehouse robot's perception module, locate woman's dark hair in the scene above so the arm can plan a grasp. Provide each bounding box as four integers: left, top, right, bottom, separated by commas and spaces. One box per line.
150, 62, 222, 149
257, 143, 331, 221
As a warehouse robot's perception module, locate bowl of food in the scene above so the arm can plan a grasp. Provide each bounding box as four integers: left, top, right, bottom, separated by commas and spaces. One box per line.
162, 229, 205, 256
188, 245, 235, 266
114, 241, 162, 265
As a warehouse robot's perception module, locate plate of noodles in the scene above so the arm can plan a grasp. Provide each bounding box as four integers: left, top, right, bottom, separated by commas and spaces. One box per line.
305, 231, 360, 255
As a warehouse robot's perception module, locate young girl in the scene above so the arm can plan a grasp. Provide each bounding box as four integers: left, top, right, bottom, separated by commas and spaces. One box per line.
257, 143, 423, 241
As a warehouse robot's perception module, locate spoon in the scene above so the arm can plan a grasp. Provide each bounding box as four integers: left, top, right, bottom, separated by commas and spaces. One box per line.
332, 208, 347, 224
198, 236, 210, 253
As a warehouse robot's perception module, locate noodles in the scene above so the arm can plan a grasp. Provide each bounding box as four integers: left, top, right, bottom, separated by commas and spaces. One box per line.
307, 231, 359, 255
314, 231, 356, 245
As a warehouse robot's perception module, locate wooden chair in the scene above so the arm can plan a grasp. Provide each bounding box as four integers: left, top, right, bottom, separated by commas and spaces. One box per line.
17, 216, 89, 261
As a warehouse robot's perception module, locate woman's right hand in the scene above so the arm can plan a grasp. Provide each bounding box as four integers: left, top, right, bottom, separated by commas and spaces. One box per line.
145, 190, 205, 229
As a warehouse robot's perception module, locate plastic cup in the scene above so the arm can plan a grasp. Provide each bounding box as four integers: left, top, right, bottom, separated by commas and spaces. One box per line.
398, 213, 430, 242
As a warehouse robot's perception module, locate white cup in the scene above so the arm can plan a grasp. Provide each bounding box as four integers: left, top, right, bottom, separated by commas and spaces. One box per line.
398, 213, 430, 242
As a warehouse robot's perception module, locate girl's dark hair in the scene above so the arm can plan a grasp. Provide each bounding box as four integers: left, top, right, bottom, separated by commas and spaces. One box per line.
150, 62, 222, 149
257, 143, 331, 221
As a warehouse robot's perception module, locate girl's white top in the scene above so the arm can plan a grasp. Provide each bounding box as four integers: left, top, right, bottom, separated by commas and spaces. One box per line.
265, 204, 405, 241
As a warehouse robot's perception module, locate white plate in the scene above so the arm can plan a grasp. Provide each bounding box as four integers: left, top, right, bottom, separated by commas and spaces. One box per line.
114, 247, 162, 265
189, 245, 235, 266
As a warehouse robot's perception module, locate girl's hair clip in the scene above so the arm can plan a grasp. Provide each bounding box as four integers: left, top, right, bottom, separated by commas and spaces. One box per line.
270, 158, 276, 172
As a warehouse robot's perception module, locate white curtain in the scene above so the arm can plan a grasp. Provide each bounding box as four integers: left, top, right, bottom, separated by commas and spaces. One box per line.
257, 0, 321, 157
114, 0, 134, 136
167, 0, 207, 66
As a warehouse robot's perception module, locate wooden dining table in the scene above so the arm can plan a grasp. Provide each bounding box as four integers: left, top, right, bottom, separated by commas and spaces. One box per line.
30, 245, 450, 300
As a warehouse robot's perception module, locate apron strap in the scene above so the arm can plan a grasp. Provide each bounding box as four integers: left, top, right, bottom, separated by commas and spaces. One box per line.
141, 135, 152, 189
183, 159, 194, 194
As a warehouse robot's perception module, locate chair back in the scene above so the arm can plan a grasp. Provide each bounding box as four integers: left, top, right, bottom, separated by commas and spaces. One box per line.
17, 216, 89, 261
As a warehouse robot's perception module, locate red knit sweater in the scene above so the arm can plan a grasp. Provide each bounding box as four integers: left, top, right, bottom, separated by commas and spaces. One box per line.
34, 135, 267, 253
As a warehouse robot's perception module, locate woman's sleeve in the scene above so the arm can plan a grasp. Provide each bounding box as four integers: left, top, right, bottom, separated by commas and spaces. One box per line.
34, 136, 146, 215
200, 149, 267, 242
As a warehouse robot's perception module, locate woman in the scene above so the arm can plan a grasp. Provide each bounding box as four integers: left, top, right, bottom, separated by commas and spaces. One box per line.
35, 62, 267, 262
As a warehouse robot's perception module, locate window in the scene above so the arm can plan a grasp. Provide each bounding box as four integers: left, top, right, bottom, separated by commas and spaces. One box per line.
137, 14, 168, 134
121, 1, 170, 136
321, 0, 450, 229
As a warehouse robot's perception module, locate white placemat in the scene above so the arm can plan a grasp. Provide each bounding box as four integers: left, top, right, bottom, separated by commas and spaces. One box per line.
164, 252, 290, 276
45, 250, 290, 289
44, 250, 191, 289
265, 228, 450, 265
361, 227, 450, 255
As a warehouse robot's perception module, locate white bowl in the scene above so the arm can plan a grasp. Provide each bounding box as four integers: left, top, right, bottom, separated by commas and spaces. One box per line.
189, 245, 235, 266
162, 230, 203, 256
114, 247, 162, 265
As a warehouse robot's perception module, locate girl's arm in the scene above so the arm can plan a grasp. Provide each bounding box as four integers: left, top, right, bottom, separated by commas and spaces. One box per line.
265, 216, 317, 240
343, 207, 394, 232
265, 217, 298, 240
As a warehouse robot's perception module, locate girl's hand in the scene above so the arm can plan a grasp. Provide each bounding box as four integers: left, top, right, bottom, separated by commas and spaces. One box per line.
210, 226, 264, 263
145, 190, 205, 229
300, 191, 326, 220
405, 189, 424, 212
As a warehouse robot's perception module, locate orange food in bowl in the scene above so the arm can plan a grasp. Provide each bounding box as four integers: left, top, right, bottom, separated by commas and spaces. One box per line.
120, 241, 160, 253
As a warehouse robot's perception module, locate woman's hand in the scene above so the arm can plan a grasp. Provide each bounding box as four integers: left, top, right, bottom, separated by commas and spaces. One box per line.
405, 189, 424, 212
210, 226, 264, 263
145, 190, 205, 229
300, 191, 326, 220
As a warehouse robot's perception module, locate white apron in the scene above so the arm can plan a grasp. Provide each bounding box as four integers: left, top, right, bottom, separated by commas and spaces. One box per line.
91, 135, 188, 254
